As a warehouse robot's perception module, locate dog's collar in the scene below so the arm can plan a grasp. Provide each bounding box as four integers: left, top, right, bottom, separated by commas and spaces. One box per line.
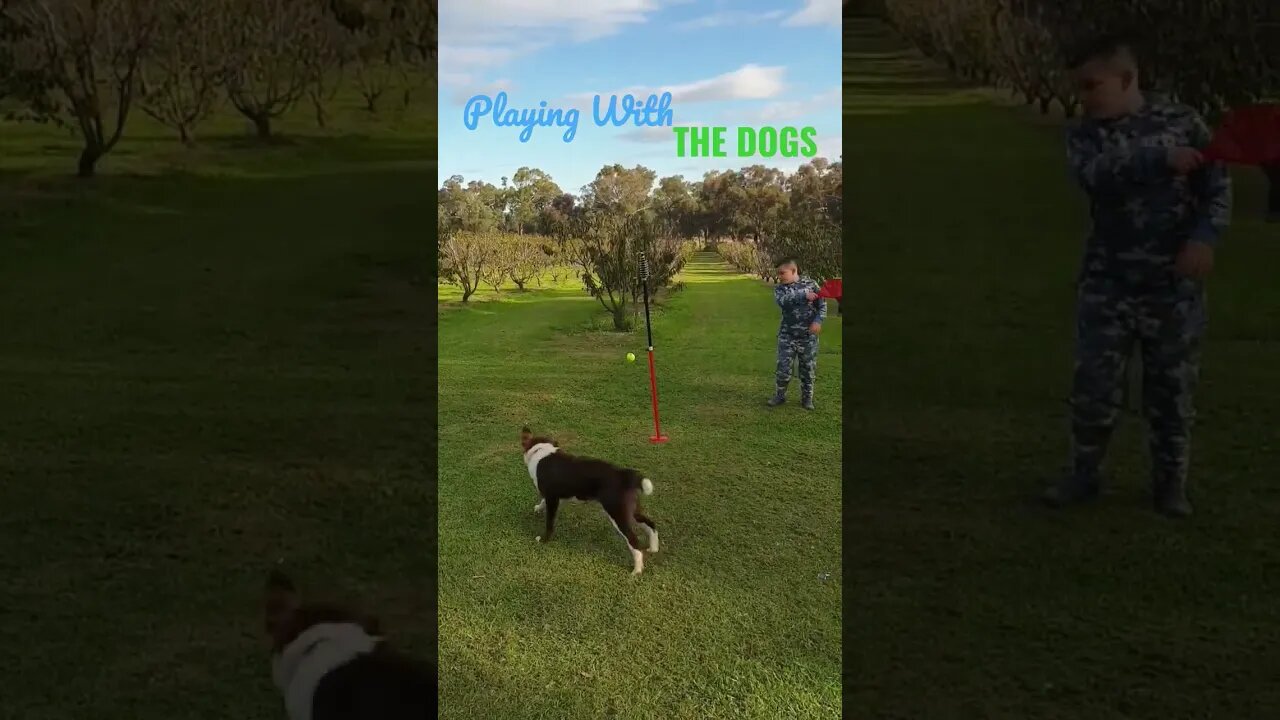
272, 622, 380, 720
524, 442, 558, 483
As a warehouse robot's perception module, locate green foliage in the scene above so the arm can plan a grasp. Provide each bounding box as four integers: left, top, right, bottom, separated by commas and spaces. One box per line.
440, 230, 495, 303
0, 0, 436, 173
508, 167, 564, 235
716, 240, 774, 280
886, 0, 1280, 116
1014, 0, 1278, 116
440, 155, 843, 319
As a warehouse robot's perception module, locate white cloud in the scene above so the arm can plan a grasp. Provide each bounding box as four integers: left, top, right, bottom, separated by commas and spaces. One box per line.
570, 65, 787, 110
619, 123, 707, 143
440, 0, 660, 44
782, 0, 841, 27
451, 79, 516, 106
674, 9, 786, 30
670, 65, 786, 102
437, 1, 663, 88
743, 86, 841, 123
437, 1, 666, 96
438, 71, 474, 87
438, 44, 522, 71
812, 134, 842, 162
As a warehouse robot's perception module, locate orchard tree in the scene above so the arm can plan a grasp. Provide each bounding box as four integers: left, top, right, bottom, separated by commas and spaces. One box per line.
5, 0, 158, 177
222, 0, 329, 140
439, 229, 493, 303
348, 1, 400, 114
304, 9, 350, 128
571, 209, 654, 331
139, 0, 230, 145
505, 234, 550, 291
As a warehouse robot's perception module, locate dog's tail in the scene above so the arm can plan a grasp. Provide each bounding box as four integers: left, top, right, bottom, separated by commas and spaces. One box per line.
626, 470, 654, 495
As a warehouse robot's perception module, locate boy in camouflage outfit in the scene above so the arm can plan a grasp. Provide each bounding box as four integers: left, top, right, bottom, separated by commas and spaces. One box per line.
767, 259, 826, 411
1044, 35, 1232, 517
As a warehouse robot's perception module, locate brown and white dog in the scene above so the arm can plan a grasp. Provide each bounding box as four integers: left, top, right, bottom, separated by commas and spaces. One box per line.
264, 570, 434, 720
521, 426, 659, 574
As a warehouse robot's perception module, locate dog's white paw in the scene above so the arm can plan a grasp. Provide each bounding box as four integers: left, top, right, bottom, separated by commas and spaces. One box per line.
535, 535, 542, 542
533, 502, 545, 514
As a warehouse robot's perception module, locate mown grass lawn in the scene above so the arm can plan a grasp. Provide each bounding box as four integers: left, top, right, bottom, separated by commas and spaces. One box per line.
437, 252, 842, 719
0, 87, 435, 718
847, 17, 1280, 719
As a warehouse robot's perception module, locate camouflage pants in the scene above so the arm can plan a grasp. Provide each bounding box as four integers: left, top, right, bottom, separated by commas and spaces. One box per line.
775, 332, 818, 398
1070, 275, 1207, 488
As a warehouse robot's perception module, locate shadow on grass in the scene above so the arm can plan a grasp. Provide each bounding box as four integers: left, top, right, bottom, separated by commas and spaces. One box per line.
0, 131, 435, 182
844, 14, 1280, 719
1, 141, 436, 718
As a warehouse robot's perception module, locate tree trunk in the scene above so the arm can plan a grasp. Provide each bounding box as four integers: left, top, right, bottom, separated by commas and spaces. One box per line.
1266, 165, 1280, 221
611, 303, 630, 331
313, 98, 328, 128
462, 285, 475, 302
179, 125, 193, 146
252, 113, 272, 140
77, 145, 101, 178
1038, 96, 1052, 114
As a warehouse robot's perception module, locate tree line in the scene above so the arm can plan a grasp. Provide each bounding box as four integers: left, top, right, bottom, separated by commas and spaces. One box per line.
438, 158, 842, 330
0, 0, 437, 176
880, 0, 1279, 119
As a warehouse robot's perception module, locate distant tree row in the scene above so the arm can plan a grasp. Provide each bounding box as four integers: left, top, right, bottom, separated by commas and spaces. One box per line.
884, 0, 1280, 118
438, 158, 842, 330
0, 0, 437, 176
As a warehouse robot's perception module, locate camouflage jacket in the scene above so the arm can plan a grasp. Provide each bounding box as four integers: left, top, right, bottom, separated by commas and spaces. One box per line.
774, 277, 826, 335
1066, 95, 1232, 283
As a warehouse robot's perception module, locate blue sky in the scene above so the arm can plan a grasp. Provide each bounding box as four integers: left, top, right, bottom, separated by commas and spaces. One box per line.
437, 0, 842, 195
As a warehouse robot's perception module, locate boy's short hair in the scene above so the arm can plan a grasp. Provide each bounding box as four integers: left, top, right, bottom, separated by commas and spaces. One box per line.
1066, 32, 1141, 71
776, 257, 798, 270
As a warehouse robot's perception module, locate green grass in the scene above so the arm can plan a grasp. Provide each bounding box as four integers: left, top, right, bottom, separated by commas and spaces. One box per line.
0, 85, 434, 718
437, 252, 842, 719
848, 18, 1280, 718
436, 267, 582, 304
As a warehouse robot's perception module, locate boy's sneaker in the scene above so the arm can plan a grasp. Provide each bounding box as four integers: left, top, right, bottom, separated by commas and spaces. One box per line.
802, 395, 815, 411
766, 390, 786, 407
1042, 476, 1100, 508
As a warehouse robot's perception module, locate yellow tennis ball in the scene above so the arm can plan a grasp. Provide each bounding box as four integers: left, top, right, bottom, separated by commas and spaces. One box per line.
626, 352, 636, 362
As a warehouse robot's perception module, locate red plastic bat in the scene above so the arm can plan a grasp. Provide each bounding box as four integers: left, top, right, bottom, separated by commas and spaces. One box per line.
1202, 104, 1280, 166
816, 278, 842, 315
816, 278, 842, 301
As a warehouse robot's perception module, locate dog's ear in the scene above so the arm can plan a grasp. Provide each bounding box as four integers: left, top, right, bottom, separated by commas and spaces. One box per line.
520, 426, 532, 449
265, 569, 299, 639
